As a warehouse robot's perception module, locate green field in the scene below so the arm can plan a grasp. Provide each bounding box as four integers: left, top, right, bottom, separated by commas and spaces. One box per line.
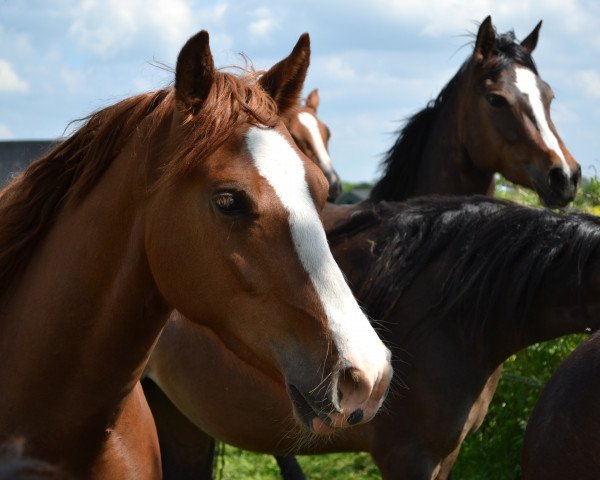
213, 178, 600, 479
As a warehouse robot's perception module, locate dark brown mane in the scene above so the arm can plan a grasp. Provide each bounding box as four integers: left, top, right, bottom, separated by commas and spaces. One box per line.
0, 68, 279, 301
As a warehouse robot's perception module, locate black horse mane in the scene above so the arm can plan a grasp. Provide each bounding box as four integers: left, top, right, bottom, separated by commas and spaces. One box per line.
369, 29, 538, 202
328, 197, 600, 340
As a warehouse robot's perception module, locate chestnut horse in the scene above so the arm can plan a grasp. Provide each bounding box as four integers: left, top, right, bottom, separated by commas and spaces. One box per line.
284, 88, 342, 201
0, 31, 392, 479
370, 17, 580, 207
144, 17, 583, 479
521, 329, 600, 479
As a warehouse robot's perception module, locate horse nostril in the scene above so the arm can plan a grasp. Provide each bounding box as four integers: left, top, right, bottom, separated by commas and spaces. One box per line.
547, 167, 568, 191
347, 408, 364, 425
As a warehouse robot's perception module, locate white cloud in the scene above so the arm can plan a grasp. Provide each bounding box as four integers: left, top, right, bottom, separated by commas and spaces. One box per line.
68, 0, 195, 58
369, 0, 590, 37
0, 59, 29, 93
578, 70, 600, 100
322, 56, 357, 80
0, 124, 14, 139
248, 7, 277, 39
60, 66, 86, 93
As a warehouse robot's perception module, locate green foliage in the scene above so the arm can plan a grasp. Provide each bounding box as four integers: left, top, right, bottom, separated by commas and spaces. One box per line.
214, 446, 381, 479
495, 175, 542, 207
341, 181, 373, 194
573, 176, 600, 211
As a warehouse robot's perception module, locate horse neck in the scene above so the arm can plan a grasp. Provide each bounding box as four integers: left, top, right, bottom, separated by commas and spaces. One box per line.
0, 133, 169, 457
481, 253, 600, 367
413, 94, 495, 198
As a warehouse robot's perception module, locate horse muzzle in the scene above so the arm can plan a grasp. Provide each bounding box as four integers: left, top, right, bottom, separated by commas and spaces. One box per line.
286, 357, 393, 434
530, 163, 581, 208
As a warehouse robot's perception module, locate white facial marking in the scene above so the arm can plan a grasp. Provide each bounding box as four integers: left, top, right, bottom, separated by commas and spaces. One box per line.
245, 127, 388, 386
297, 111, 334, 175
514, 67, 570, 175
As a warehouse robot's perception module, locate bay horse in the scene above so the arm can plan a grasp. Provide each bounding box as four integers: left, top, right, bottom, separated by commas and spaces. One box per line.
144, 16, 584, 479
370, 16, 580, 207
0, 30, 392, 479
146, 195, 600, 479
284, 88, 342, 201
521, 330, 600, 479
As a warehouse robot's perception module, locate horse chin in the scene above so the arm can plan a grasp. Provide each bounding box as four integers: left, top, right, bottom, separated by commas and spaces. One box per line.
538, 190, 575, 209
287, 383, 335, 435
311, 417, 336, 435
528, 171, 576, 209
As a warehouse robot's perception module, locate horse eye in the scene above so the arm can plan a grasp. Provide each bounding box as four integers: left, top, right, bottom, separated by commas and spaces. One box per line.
213, 191, 250, 215
485, 93, 509, 108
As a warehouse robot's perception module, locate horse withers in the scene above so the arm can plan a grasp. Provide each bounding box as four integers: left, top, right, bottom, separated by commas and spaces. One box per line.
0, 31, 391, 479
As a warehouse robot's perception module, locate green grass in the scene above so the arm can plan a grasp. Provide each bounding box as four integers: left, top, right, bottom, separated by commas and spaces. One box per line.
214, 446, 380, 479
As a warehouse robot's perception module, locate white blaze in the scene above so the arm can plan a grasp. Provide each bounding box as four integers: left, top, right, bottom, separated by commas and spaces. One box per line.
297, 111, 335, 175
514, 67, 570, 175
245, 127, 388, 385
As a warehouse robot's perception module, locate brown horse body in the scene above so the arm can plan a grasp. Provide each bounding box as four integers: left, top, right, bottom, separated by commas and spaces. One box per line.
144, 16, 583, 480
0, 31, 392, 478
521, 329, 600, 479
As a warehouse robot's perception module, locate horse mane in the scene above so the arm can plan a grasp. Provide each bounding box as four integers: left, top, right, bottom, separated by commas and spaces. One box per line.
369, 29, 538, 202
330, 197, 600, 341
0, 68, 278, 300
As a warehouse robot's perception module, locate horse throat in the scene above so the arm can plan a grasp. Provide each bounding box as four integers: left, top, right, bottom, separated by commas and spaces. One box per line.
416, 115, 495, 198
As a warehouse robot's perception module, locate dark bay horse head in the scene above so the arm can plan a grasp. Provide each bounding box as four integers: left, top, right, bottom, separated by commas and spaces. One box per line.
285, 88, 342, 201
0, 30, 392, 473
371, 16, 580, 207
462, 16, 580, 207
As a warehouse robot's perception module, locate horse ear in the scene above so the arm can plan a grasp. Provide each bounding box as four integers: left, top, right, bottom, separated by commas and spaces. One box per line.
474, 16, 496, 59
259, 33, 310, 115
306, 89, 320, 111
175, 30, 215, 113
521, 20, 542, 53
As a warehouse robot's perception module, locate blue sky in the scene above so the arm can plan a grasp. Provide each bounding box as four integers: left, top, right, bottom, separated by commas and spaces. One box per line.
1, 0, 600, 182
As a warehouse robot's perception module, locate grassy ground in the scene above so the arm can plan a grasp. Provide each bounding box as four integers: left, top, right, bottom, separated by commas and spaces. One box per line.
214, 446, 380, 479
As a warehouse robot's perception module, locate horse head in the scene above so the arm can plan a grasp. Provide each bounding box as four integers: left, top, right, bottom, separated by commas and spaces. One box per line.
145, 31, 392, 433
285, 89, 342, 201
461, 16, 580, 207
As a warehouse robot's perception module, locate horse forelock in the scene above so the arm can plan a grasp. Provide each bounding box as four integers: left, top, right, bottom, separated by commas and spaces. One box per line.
161, 68, 280, 184
480, 30, 538, 80
0, 66, 280, 301
356, 197, 600, 344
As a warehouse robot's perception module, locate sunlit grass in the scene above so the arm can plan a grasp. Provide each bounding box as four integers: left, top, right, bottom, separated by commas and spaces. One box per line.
214, 445, 380, 479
